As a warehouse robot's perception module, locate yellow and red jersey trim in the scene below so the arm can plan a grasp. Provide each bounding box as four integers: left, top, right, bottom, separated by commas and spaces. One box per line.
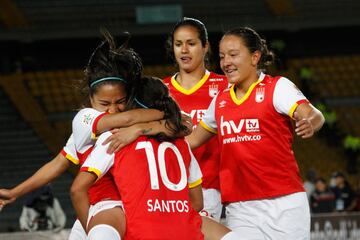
230, 79, 262, 105
189, 178, 202, 188
199, 120, 217, 134
80, 166, 102, 179
60, 149, 79, 165
91, 112, 109, 140
288, 99, 310, 118
170, 70, 210, 95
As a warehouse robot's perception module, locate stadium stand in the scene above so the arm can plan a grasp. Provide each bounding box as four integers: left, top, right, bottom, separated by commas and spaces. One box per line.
0, 86, 76, 232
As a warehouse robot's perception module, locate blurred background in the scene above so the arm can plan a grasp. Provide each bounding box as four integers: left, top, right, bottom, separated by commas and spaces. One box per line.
0, 0, 359, 239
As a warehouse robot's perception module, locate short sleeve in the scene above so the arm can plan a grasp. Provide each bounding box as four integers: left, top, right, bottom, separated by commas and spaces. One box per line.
80, 131, 115, 179
273, 77, 309, 118
61, 134, 79, 165
186, 142, 203, 188
199, 94, 218, 134
72, 108, 107, 154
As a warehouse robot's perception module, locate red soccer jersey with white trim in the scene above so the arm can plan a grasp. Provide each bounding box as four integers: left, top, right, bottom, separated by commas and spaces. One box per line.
81, 133, 204, 240
201, 73, 308, 202
163, 71, 228, 190
61, 108, 120, 205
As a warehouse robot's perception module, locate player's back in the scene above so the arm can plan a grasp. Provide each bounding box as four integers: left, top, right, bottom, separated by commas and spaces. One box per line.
112, 136, 203, 240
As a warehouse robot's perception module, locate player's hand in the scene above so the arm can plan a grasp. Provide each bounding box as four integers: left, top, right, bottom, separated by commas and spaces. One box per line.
294, 112, 314, 138
0, 189, 16, 209
181, 111, 193, 135
103, 126, 140, 154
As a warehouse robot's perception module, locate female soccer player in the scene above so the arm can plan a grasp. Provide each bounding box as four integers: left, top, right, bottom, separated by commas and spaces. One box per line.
71, 76, 239, 240
187, 27, 325, 239
163, 17, 228, 221
0, 32, 176, 240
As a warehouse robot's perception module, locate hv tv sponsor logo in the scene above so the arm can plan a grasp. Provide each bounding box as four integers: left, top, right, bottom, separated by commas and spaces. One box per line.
220, 116, 260, 135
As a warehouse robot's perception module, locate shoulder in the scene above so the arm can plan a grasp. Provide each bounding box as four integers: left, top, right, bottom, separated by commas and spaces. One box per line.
163, 75, 174, 85
73, 108, 103, 124
163, 76, 172, 82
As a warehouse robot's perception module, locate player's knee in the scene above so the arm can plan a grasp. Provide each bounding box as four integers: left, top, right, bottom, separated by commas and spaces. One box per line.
88, 224, 121, 240
221, 231, 241, 240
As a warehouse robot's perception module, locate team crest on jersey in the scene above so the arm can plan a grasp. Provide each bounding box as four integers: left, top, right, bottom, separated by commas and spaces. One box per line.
83, 114, 93, 125
209, 83, 219, 97
255, 87, 265, 103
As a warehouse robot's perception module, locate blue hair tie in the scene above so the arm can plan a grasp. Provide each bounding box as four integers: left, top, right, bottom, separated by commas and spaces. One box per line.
134, 98, 148, 109
90, 77, 126, 88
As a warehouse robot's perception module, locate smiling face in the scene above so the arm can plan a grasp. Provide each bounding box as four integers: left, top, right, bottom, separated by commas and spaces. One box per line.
173, 25, 208, 73
90, 83, 127, 113
219, 34, 260, 86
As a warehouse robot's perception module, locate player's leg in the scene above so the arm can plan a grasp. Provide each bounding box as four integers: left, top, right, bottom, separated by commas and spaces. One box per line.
68, 219, 87, 240
201, 216, 243, 240
202, 188, 223, 221
261, 192, 310, 240
87, 200, 126, 239
224, 202, 265, 240
88, 224, 121, 240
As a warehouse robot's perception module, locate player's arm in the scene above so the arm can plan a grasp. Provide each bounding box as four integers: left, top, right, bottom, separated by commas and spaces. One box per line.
293, 103, 325, 138
187, 143, 204, 212
273, 77, 325, 139
189, 184, 203, 212
187, 93, 218, 149
103, 113, 193, 153
70, 132, 115, 230
186, 123, 214, 150
0, 152, 71, 207
96, 109, 164, 135
70, 171, 97, 230
201, 216, 232, 240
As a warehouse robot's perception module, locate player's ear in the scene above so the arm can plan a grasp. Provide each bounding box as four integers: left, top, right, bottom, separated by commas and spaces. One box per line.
251, 50, 261, 66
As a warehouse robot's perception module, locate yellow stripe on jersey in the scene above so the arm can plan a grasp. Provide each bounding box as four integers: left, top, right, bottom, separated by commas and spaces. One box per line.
189, 178, 202, 188
66, 154, 79, 165
171, 71, 210, 95
288, 99, 309, 118
288, 103, 299, 119
91, 132, 98, 140
230, 79, 262, 105
86, 167, 102, 178
200, 120, 217, 134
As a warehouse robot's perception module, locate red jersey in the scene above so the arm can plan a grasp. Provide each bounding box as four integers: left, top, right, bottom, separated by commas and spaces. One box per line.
201, 73, 308, 202
62, 108, 120, 205
163, 70, 228, 190
82, 133, 204, 240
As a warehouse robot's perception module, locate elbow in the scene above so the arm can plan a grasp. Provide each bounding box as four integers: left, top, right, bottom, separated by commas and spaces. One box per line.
315, 111, 326, 132
70, 183, 82, 200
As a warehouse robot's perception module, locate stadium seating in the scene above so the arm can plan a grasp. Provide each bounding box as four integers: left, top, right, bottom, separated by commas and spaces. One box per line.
0, 87, 76, 232
287, 55, 360, 184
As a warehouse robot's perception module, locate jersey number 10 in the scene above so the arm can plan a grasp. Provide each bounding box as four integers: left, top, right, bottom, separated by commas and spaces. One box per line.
136, 141, 187, 191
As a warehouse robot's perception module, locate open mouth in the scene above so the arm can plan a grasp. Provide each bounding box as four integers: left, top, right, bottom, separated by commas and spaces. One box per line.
180, 56, 191, 63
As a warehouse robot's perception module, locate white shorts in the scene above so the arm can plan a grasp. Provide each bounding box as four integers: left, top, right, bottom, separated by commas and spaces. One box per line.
68, 219, 87, 240
201, 188, 223, 221
225, 192, 310, 240
87, 200, 123, 227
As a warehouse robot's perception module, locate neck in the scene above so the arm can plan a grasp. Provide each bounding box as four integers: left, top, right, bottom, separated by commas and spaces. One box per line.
234, 71, 260, 97
176, 66, 206, 90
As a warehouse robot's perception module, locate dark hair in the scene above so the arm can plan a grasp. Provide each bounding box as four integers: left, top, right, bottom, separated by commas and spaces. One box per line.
315, 177, 327, 185
223, 27, 275, 70
131, 76, 187, 141
166, 17, 212, 68
79, 29, 143, 107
